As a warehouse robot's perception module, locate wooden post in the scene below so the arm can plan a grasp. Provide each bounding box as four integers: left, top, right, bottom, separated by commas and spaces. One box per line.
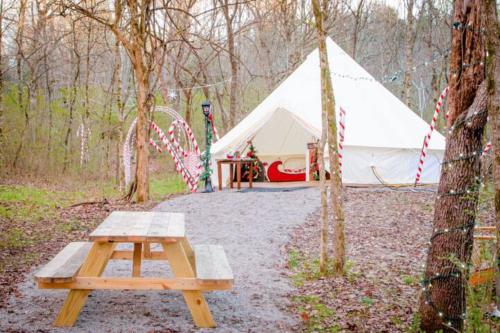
143, 241, 151, 259
236, 161, 241, 189
217, 161, 222, 190
132, 243, 142, 277
229, 163, 234, 189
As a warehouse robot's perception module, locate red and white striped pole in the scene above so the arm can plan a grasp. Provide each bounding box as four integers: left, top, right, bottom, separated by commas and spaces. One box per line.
150, 121, 200, 192
415, 86, 449, 186
149, 138, 163, 153
338, 107, 346, 174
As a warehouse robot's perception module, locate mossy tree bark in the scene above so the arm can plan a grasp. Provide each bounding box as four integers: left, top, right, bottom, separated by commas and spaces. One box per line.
483, 0, 499, 312
312, 0, 345, 275
418, 1, 489, 331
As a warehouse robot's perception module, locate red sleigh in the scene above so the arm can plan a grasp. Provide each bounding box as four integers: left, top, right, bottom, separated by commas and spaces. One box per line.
266, 161, 306, 182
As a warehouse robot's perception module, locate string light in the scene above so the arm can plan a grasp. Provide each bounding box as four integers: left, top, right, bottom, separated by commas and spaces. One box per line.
430, 221, 475, 242
418, 16, 489, 327
330, 50, 449, 84
449, 60, 485, 74
420, 269, 466, 323
435, 175, 483, 198
421, 144, 485, 326
452, 21, 485, 34
168, 77, 233, 92
167, 89, 178, 100
441, 149, 482, 165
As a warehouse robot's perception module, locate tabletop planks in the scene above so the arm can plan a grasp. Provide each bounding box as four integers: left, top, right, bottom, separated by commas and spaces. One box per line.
89, 211, 185, 242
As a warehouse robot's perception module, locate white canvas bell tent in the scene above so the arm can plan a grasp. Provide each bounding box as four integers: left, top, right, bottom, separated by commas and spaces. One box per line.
210, 37, 445, 185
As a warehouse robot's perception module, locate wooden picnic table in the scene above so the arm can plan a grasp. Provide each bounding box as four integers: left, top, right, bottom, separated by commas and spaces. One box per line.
35, 211, 233, 328
216, 158, 256, 190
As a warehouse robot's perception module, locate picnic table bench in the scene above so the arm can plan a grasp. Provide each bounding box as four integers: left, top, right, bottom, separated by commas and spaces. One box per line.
35, 211, 233, 328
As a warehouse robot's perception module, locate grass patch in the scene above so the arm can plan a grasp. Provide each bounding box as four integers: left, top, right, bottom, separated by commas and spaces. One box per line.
360, 296, 374, 307
292, 294, 339, 332
0, 227, 33, 249
402, 275, 416, 286
149, 174, 187, 200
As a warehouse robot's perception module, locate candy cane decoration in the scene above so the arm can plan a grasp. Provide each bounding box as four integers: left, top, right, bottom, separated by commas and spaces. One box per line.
124, 106, 203, 193
415, 86, 449, 185
482, 142, 492, 155
150, 121, 201, 192
149, 138, 163, 153
338, 107, 346, 174
168, 119, 201, 158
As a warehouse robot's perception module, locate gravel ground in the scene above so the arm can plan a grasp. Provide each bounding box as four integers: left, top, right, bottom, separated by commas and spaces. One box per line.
0, 187, 319, 333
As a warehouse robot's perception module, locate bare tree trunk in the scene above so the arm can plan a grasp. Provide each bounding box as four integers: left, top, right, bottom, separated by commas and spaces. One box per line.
114, 41, 125, 191
220, 0, 239, 128
403, 0, 415, 108
0, 0, 4, 156
483, 0, 500, 312
419, 1, 487, 331
36, 0, 53, 160
348, 0, 366, 61
12, 0, 28, 169
184, 90, 192, 126
312, 0, 346, 275
81, 18, 92, 170
311, 0, 329, 274
133, 59, 150, 202
63, 23, 80, 174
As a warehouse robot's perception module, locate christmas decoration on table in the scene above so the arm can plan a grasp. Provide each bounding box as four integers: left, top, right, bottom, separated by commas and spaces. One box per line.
240, 141, 265, 182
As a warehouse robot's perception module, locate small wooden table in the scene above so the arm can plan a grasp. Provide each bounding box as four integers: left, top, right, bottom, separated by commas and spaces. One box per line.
216, 158, 256, 190
35, 211, 233, 328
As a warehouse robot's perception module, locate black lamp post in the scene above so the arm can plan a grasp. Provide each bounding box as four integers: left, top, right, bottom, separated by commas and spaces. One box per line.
201, 101, 214, 192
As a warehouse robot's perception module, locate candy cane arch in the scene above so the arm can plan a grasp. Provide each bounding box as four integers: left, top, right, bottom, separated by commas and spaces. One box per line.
150, 121, 200, 192
338, 107, 346, 174
415, 86, 449, 185
124, 106, 216, 193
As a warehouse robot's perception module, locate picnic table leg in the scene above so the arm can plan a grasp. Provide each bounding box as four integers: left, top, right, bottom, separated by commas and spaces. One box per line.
54, 242, 116, 327
217, 161, 222, 191
162, 241, 215, 328
132, 243, 142, 277
237, 161, 241, 190
180, 238, 195, 268
143, 241, 151, 259
229, 163, 234, 189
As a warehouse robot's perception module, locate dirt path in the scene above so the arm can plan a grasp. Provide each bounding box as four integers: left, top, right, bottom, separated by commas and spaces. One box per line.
0, 188, 319, 332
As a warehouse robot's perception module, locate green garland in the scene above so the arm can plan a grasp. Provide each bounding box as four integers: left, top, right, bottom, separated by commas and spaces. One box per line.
199, 117, 213, 182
